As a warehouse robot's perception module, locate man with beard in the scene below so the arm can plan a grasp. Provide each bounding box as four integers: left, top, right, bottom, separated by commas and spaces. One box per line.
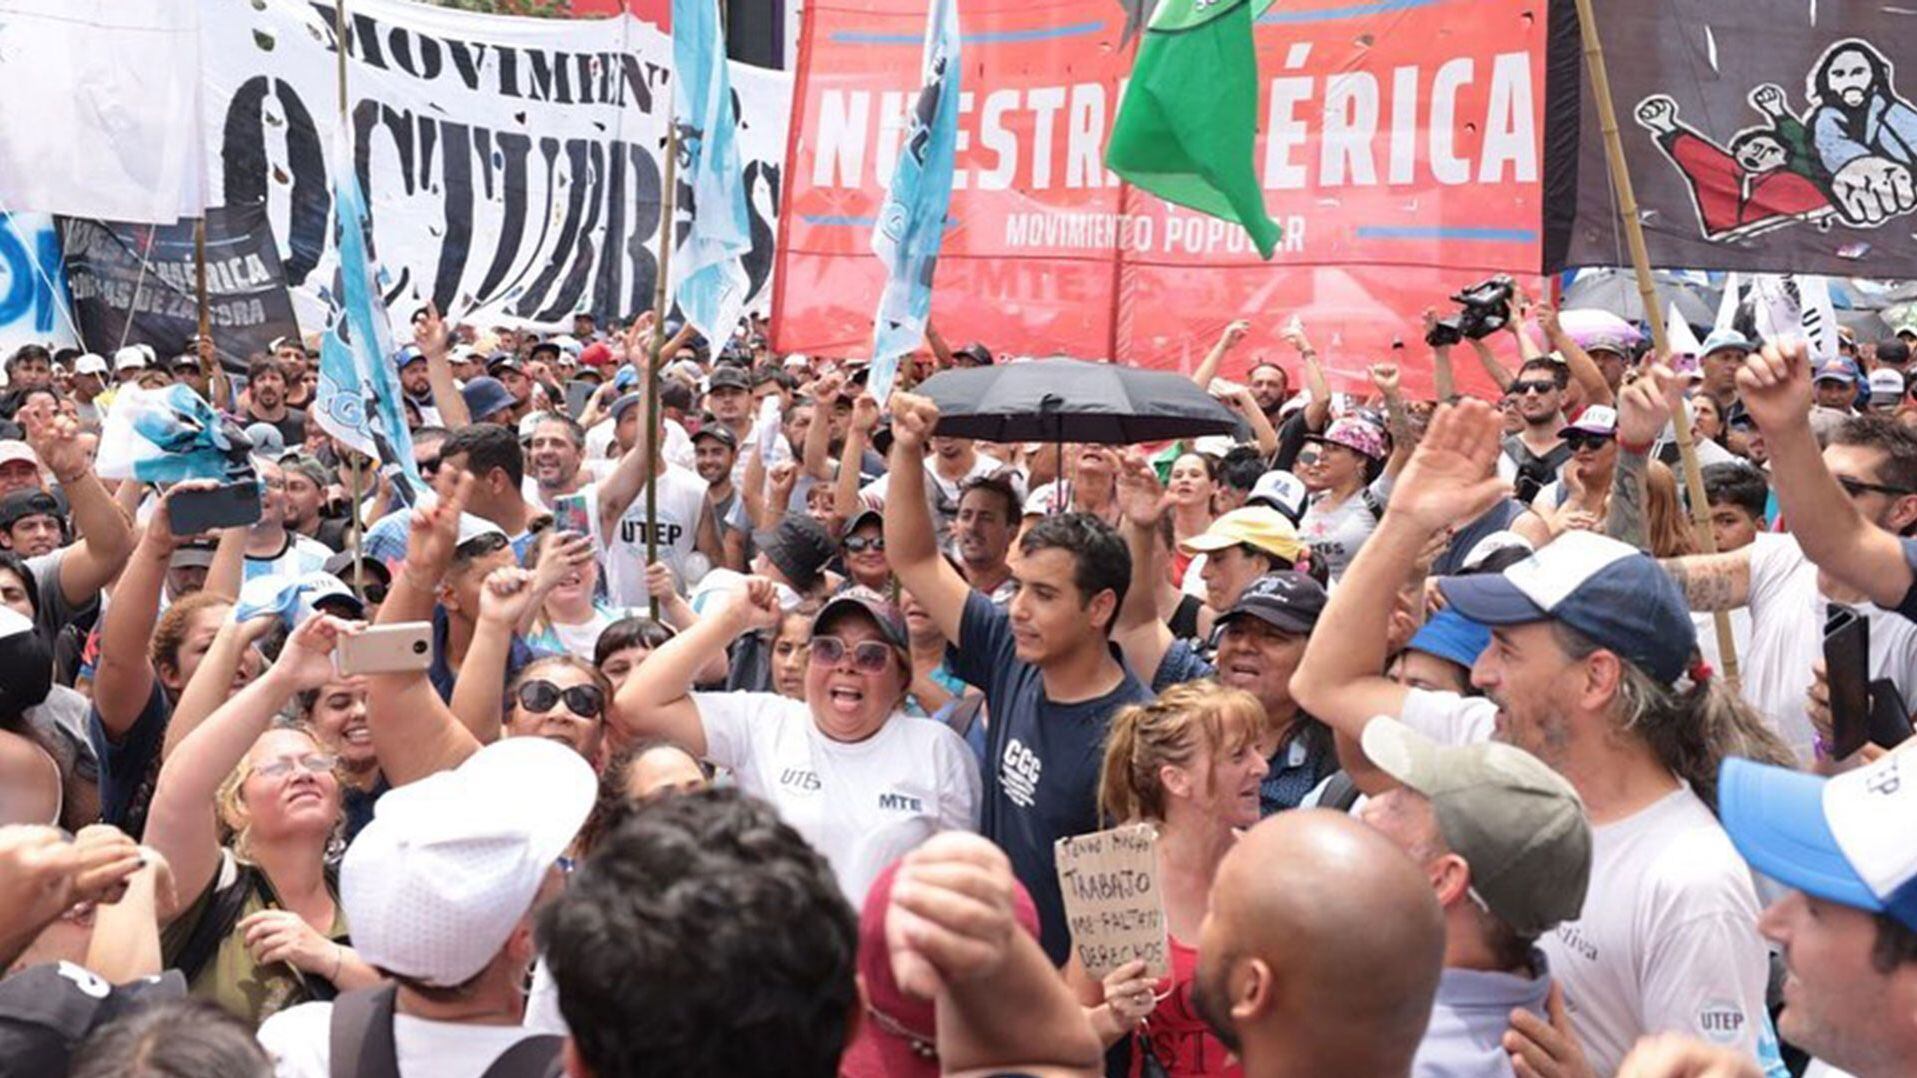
522, 414, 589, 511
243, 457, 334, 583
953, 474, 1018, 603
1661, 413, 1917, 761
1190, 809, 1445, 1076
1497, 358, 1574, 504
1291, 400, 1786, 1076
1805, 39, 1917, 227
242, 357, 308, 447
691, 424, 747, 571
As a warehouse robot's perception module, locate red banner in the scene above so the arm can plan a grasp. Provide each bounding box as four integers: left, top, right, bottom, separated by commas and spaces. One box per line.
772, 0, 1551, 397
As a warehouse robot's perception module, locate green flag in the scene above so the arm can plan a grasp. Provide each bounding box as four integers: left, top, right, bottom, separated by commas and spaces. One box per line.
1106, 0, 1281, 260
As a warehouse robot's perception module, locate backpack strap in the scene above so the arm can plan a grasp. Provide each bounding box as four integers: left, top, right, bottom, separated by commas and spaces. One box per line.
1316, 771, 1364, 812
328, 983, 402, 1078
478, 1035, 566, 1078
171, 856, 256, 987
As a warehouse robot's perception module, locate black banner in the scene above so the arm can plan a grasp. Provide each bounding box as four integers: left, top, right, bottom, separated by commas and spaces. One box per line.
58, 202, 301, 371
1549, 1, 1917, 276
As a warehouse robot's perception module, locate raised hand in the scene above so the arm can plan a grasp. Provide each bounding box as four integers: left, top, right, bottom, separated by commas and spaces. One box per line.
276, 614, 360, 691
21, 398, 86, 483
723, 575, 784, 635
1750, 83, 1786, 119
813, 371, 848, 407
530, 531, 595, 597
886, 831, 1018, 999
1635, 95, 1678, 135
1734, 339, 1813, 435
1113, 451, 1168, 530
1101, 959, 1157, 1029
144, 479, 226, 551
851, 393, 882, 436
644, 560, 679, 600
889, 392, 941, 455
415, 301, 451, 359
1280, 318, 1313, 354
68, 824, 145, 907
478, 566, 540, 627
1536, 302, 1563, 341
1387, 400, 1510, 533
1615, 364, 1683, 448
1218, 319, 1251, 350
1369, 361, 1402, 398
403, 469, 476, 585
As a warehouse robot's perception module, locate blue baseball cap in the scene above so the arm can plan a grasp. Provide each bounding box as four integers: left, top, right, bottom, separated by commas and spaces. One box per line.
460, 376, 516, 423
1698, 329, 1753, 357
1720, 753, 1917, 931
1404, 608, 1492, 672
1436, 531, 1695, 685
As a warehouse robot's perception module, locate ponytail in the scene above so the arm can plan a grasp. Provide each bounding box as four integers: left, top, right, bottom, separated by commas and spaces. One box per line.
1096, 681, 1264, 825
1098, 702, 1150, 824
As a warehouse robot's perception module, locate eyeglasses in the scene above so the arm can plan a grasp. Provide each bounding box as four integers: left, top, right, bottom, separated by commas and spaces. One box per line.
843, 535, 886, 554
809, 635, 894, 674
517, 680, 605, 718
1836, 475, 1917, 499
1563, 432, 1614, 452
1511, 381, 1557, 396
252, 753, 338, 780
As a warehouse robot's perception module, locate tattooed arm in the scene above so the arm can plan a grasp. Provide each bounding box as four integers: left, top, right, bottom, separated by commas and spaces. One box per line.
1659, 548, 1752, 612
1605, 447, 1650, 551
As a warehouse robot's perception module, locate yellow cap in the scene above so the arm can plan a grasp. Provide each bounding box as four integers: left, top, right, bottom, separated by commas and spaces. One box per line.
1178, 507, 1307, 562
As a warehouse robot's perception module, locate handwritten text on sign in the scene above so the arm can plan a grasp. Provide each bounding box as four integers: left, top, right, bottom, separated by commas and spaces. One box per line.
1055, 823, 1169, 979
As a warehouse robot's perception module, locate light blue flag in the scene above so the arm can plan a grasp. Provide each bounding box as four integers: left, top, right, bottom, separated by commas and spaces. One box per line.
315, 136, 420, 501
672, 0, 752, 348
867, 0, 961, 406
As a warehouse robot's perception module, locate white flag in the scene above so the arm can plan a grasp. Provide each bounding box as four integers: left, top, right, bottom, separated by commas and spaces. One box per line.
0, 1, 205, 224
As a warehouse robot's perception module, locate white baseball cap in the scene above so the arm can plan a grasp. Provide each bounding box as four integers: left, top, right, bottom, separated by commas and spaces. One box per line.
456, 513, 510, 550
0, 441, 39, 471
113, 345, 150, 372
73, 353, 109, 376
341, 738, 596, 986
1869, 368, 1905, 403
1246, 470, 1308, 524
1721, 751, 1917, 931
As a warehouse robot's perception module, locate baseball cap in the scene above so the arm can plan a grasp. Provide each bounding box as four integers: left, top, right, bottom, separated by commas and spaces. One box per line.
1217, 571, 1327, 635
1896, 322, 1917, 341
1557, 404, 1618, 440
1698, 330, 1754, 357
1459, 530, 1535, 574
113, 346, 149, 372
1583, 333, 1633, 357
691, 423, 737, 450
0, 441, 39, 471
1178, 507, 1307, 564
579, 341, 614, 370
1720, 752, 1917, 931
489, 353, 525, 375
953, 342, 995, 366
234, 571, 365, 626
396, 345, 426, 368
324, 550, 391, 591
1813, 361, 1857, 386
460, 376, 517, 423
456, 513, 510, 552
707, 366, 750, 392
1246, 470, 1308, 524
754, 516, 836, 592
610, 392, 644, 423
1362, 717, 1592, 937
841, 506, 883, 537
1438, 530, 1696, 684
343, 738, 596, 986
1304, 416, 1388, 461
0, 489, 59, 530
1869, 368, 1905, 404
73, 353, 109, 376
1404, 608, 1493, 671
815, 586, 909, 652
244, 422, 287, 459
168, 540, 217, 570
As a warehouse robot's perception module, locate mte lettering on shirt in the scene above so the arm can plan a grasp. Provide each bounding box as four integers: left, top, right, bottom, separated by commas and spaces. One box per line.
878, 792, 924, 812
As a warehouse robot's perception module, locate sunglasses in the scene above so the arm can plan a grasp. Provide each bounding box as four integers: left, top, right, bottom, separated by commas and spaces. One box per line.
417, 455, 442, 477
1836, 475, 1917, 499
809, 635, 894, 674
1563, 432, 1614, 452
1511, 381, 1557, 396
517, 680, 605, 718
843, 535, 886, 554
252, 752, 338, 780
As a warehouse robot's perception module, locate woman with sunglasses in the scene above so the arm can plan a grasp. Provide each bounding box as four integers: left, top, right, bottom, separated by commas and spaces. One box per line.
615, 577, 981, 902
839, 508, 892, 593
143, 614, 383, 1027
1535, 407, 1619, 536
504, 656, 614, 762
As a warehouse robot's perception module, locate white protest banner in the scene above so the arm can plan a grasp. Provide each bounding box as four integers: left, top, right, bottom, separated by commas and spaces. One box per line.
200, 0, 791, 335
1054, 823, 1169, 980
0, 213, 79, 353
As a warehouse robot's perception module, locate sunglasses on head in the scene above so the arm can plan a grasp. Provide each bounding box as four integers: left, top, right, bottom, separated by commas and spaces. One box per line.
517, 680, 605, 718
1511, 380, 1557, 396
1563, 432, 1614, 452
809, 635, 894, 673
843, 535, 886, 554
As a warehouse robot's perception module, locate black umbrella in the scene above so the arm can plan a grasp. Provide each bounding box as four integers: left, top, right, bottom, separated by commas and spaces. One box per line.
916, 358, 1246, 445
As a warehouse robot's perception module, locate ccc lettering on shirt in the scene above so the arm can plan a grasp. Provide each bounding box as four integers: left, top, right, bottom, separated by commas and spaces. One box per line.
618, 520, 686, 547
1000, 738, 1041, 808
780, 768, 821, 792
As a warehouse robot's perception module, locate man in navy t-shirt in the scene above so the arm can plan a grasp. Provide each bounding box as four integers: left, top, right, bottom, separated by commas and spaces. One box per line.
886, 392, 1152, 964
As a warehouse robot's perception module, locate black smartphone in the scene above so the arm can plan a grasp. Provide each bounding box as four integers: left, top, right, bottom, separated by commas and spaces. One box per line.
1825, 607, 1872, 760
169, 480, 262, 533
1866, 678, 1915, 752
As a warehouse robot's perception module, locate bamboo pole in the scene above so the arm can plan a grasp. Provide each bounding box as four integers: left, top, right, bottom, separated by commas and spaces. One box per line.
1574, 0, 1738, 687
646, 101, 680, 621
335, 0, 366, 602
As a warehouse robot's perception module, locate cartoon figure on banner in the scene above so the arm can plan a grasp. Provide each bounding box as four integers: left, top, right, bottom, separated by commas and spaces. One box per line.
1635, 38, 1917, 239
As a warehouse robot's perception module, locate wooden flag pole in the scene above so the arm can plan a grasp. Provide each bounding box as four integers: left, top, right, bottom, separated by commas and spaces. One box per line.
335, 0, 367, 603
646, 99, 681, 622
1574, 0, 1738, 687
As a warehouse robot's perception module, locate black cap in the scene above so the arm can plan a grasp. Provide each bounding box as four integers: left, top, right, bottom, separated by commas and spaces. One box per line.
324, 550, 392, 585
528, 341, 561, 360
1217, 572, 1328, 635
489, 353, 525, 374
953, 342, 994, 366
753, 516, 836, 592
842, 506, 884, 537
816, 586, 909, 650
708, 366, 751, 392
0, 489, 59, 530
1878, 339, 1912, 367
691, 424, 738, 450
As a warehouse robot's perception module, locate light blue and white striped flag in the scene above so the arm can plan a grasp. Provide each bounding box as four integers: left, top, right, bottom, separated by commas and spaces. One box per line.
671, 0, 752, 348
316, 136, 420, 499
867, 0, 961, 406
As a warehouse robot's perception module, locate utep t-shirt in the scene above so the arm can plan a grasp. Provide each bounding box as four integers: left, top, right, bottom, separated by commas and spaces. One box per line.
694, 691, 983, 904
584, 468, 708, 605
949, 590, 1152, 965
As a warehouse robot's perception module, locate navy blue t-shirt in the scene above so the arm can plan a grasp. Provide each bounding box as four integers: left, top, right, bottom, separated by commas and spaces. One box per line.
87, 682, 169, 839
949, 590, 1153, 965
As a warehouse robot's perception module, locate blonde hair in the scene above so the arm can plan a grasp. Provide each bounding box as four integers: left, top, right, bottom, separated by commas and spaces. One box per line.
1098, 681, 1263, 823
215, 719, 343, 862
1645, 461, 1698, 558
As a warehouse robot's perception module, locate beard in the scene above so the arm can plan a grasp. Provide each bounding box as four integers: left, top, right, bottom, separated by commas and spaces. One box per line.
1190, 951, 1242, 1055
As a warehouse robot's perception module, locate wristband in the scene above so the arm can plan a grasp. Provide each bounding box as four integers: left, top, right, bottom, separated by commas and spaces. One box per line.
1616, 437, 1653, 456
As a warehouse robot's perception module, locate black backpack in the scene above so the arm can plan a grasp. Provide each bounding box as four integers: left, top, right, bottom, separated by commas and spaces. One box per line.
328, 983, 563, 1078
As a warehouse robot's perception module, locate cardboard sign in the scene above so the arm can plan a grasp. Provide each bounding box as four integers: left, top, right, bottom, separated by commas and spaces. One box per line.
1054, 823, 1169, 979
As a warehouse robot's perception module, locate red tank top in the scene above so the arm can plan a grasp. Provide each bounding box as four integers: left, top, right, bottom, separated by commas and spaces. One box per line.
1127, 937, 1243, 1078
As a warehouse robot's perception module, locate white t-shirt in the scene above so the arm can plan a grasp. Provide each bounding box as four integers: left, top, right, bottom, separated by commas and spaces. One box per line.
256, 1001, 550, 1078
584, 415, 694, 471
585, 469, 709, 606
1741, 532, 1917, 761
693, 691, 983, 903
1397, 691, 1775, 1077
243, 533, 335, 583
1298, 473, 1394, 581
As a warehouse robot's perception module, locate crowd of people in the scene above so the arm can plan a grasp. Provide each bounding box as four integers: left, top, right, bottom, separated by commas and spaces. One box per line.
0, 297, 1914, 1078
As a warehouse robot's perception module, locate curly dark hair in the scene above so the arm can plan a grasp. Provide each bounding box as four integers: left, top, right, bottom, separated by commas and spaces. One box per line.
536, 788, 858, 1078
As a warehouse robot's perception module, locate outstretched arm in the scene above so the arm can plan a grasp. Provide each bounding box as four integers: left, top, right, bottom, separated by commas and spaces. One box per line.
882, 393, 973, 644
415, 303, 472, 429
611, 577, 780, 750
93, 482, 220, 739
1538, 303, 1615, 408
1191, 320, 1249, 389
23, 401, 134, 607
1112, 454, 1176, 687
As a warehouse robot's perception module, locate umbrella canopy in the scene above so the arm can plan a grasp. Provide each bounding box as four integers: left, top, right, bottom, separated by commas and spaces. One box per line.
1561, 271, 1718, 327
917, 358, 1246, 444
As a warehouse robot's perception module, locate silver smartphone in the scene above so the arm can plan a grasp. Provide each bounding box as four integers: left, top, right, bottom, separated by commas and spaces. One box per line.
334, 622, 434, 676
